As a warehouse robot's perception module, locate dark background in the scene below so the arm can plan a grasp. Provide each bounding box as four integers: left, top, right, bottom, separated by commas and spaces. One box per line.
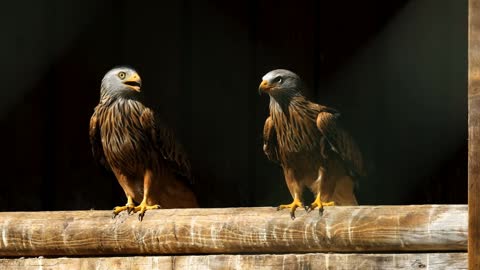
0, 0, 467, 211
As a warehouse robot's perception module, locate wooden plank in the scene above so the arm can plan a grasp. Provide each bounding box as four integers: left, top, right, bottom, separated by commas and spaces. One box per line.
469, 0, 480, 270
0, 253, 467, 270
0, 205, 467, 257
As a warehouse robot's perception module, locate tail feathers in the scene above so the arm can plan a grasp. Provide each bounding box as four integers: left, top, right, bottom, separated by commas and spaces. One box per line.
330, 176, 358, 206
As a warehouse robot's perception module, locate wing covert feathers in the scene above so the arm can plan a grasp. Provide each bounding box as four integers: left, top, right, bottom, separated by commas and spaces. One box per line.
142, 109, 193, 181
263, 116, 280, 163
316, 110, 365, 178
89, 111, 110, 170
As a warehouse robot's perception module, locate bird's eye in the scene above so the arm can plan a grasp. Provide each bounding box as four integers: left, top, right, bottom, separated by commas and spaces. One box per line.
274, 76, 283, 83
118, 72, 126, 79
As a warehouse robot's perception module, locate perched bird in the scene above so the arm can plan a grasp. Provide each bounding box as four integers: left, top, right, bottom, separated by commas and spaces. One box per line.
89, 66, 198, 220
259, 69, 365, 219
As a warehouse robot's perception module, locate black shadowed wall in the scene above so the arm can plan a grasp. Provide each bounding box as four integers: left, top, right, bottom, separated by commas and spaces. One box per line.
0, 0, 467, 211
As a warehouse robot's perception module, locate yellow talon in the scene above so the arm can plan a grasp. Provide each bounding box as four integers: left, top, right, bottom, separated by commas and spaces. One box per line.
277, 198, 304, 220
308, 194, 334, 215
112, 196, 135, 218
133, 201, 161, 221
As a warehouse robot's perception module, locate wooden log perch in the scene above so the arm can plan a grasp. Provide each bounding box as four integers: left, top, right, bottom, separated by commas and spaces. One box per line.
0, 253, 467, 270
0, 205, 467, 257
469, 0, 480, 269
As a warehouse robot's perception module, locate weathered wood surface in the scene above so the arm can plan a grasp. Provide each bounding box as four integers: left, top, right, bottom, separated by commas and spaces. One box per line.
0, 253, 468, 270
469, 1, 480, 269
0, 205, 466, 257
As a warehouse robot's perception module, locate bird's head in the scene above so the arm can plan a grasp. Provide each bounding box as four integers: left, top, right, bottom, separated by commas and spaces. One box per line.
258, 69, 304, 97
100, 66, 142, 99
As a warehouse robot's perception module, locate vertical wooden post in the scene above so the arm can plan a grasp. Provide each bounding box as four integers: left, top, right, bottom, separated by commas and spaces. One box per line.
469, 0, 480, 269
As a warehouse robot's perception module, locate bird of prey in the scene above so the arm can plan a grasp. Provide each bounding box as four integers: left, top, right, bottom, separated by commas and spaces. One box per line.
89, 66, 198, 220
259, 69, 365, 219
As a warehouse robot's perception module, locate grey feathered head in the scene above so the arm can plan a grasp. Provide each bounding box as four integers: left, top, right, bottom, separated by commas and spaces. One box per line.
100, 66, 142, 100
258, 69, 305, 98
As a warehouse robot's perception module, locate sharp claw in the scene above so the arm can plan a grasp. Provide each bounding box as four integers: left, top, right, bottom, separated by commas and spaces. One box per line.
290, 211, 296, 220
319, 207, 324, 217
112, 207, 119, 219
276, 206, 281, 211
138, 213, 144, 221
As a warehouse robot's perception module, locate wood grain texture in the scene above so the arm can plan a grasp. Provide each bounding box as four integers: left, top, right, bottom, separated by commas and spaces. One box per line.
0, 205, 467, 257
0, 253, 467, 270
469, 0, 480, 269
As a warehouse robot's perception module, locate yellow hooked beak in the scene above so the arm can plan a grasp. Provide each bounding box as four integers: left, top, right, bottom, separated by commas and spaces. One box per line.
258, 80, 273, 94
123, 73, 142, 92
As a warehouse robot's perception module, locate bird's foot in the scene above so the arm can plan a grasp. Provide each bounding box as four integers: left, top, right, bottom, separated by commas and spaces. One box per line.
133, 202, 161, 221
277, 198, 304, 220
112, 203, 135, 219
307, 195, 334, 216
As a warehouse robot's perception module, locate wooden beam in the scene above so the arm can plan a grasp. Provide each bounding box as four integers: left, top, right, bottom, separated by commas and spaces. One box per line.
0, 205, 466, 257
0, 253, 468, 270
470, 0, 480, 269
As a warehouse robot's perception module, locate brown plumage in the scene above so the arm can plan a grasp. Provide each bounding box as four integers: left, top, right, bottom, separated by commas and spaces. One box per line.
260, 69, 365, 219
89, 66, 198, 220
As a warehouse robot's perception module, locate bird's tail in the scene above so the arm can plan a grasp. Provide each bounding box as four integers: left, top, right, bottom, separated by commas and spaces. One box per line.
331, 176, 358, 206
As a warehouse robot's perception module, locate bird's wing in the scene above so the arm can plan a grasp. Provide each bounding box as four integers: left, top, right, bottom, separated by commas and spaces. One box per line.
89, 109, 110, 170
316, 108, 365, 178
140, 109, 193, 182
263, 116, 280, 163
